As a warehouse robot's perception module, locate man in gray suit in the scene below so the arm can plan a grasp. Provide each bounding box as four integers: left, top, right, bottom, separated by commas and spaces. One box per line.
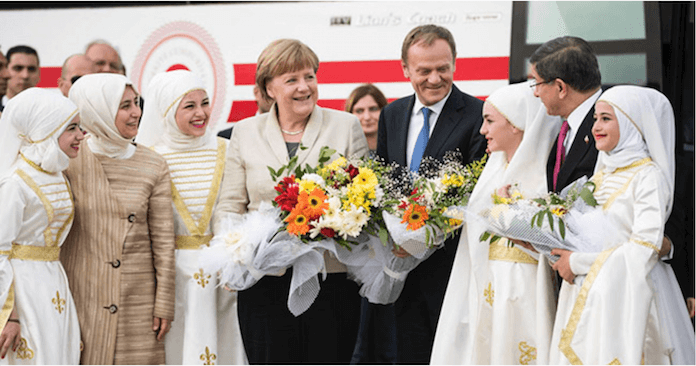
376, 24, 486, 364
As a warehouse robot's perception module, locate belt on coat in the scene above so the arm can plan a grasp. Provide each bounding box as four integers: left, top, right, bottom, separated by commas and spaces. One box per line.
176, 234, 213, 250
0, 244, 61, 261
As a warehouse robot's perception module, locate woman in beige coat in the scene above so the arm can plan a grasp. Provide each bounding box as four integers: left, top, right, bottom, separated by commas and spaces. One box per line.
214, 39, 368, 364
61, 73, 176, 364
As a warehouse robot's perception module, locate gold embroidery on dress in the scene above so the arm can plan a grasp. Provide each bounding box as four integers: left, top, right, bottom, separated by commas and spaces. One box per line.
169, 139, 225, 249
484, 282, 494, 306
0, 284, 15, 330
200, 346, 217, 365
558, 246, 620, 365
194, 269, 211, 288
489, 239, 538, 264
608, 358, 621, 365
630, 238, 660, 254
595, 158, 652, 211
52, 290, 66, 314
519, 341, 537, 365
15, 337, 34, 360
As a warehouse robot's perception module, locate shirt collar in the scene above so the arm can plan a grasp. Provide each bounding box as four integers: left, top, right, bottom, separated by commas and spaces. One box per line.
412, 86, 453, 118
566, 88, 602, 130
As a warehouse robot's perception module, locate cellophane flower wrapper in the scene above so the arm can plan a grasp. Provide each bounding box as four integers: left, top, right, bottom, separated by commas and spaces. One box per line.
474, 177, 614, 263
253, 230, 374, 316
199, 202, 282, 290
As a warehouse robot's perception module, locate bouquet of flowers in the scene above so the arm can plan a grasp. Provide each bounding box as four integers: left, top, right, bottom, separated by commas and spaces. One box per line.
354, 152, 486, 304
269, 146, 385, 250
379, 151, 486, 257
477, 176, 612, 263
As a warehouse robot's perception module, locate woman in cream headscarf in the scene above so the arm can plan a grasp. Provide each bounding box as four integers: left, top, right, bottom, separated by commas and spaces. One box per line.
0, 88, 83, 364
550, 85, 694, 364
61, 73, 176, 365
431, 82, 559, 364
137, 70, 247, 365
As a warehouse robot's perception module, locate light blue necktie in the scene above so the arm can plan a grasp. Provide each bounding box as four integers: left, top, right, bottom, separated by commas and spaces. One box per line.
410, 107, 431, 172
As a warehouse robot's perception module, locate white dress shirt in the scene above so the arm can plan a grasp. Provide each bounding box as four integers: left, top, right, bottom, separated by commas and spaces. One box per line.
406, 87, 453, 168
563, 88, 602, 155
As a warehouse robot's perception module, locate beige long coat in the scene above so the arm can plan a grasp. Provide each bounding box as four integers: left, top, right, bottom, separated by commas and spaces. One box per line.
61, 143, 176, 364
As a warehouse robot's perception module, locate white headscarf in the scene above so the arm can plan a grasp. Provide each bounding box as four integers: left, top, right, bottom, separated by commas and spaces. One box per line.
69, 73, 137, 159
0, 88, 78, 177
595, 85, 675, 214
136, 70, 214, 150
468, 82, 560, 214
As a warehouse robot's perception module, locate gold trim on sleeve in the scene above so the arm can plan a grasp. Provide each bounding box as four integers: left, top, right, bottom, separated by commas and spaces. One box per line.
0, 283, 15, 332
630, 238, 660, 254
16, 169, 54, 245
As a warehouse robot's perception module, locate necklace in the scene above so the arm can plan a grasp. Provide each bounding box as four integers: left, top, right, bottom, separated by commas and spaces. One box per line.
281, 128, 304, 135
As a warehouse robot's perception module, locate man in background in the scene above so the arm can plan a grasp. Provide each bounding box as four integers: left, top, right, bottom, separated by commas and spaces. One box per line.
85, 40, 125, 75
0, 49, 11, 113
2, 45, 40, 109
58, 54, 98, 97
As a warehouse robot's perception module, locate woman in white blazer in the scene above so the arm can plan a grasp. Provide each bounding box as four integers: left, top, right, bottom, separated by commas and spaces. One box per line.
214, 38, 369, 364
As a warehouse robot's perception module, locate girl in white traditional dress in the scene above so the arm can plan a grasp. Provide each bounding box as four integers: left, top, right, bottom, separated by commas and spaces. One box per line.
431, 82, 558, 364
137, 70, 247, 365
550, 85, 695, 364
0, 88, 83, 364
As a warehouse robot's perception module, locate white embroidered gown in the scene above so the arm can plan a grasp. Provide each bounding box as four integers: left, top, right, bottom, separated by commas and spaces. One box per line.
158, 138, 247, 365
0, 158, 81, 365
549, 158, 694, 364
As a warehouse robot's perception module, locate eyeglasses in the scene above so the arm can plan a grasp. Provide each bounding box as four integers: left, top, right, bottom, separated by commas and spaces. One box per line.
70, 75, 83, 84
528, 79, 553, 89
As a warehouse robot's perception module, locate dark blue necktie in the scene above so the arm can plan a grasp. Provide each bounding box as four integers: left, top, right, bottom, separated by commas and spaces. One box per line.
410, 107, 431, 172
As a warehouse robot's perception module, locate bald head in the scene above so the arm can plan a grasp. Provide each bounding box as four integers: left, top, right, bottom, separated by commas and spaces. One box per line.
58, 54, 97, 97
85, 42, 124, 75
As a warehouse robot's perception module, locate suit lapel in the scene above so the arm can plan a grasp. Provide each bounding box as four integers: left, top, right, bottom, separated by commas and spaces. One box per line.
558, 105, 596, 188
297, 106, 323, 166
425, 86, 464, 159
395, 96, 415, 167
263, 106, 291, 165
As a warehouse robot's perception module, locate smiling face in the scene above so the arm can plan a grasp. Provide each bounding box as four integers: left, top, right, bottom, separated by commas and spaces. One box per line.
175, 89, 211, 137
58, 115, 85, 158
592, 101, 620, 152
402, 38, 454, 107
351, 94, 381, 137
114, 86, 141, 139
480, 102, 523, 159
265, 67, 318, 123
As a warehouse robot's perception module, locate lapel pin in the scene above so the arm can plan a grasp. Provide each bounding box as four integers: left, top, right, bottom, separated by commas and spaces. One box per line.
584, 135, 589, 144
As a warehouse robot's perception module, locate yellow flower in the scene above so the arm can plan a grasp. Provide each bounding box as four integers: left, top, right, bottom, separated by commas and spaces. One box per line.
327, 156, 347, 171
442, 173, 464, 187
492, 192, 512, 205
299, 179, 318, 193
343, 187, 371, 214
551, 206, 567, 217
353, 167, 378, 190
511, 190, 524, 200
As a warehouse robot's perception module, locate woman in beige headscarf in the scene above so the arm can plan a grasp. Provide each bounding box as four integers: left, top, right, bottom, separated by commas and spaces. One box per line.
61, 73, 176, 364
0, 88, 83, 364
137, 70, 247, 365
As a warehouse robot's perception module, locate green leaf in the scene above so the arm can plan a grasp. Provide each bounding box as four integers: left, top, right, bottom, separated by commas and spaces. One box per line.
547, 211, 554, 231
491, 235, 501, 245
268, 166, 277, 181
579, 186, 598, 207
378, 227, 390, 246
536, 211, 544, 227
479, 231, 491, 242
425, 227, 431, 247
559, 220, 566, 239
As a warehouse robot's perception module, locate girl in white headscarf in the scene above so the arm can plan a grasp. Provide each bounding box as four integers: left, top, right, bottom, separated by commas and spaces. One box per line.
549, 85, 694, 364
432, 82, 559, 364
137, 70, 247, 365
61, 73, 176, 365
0, 88, 83, 364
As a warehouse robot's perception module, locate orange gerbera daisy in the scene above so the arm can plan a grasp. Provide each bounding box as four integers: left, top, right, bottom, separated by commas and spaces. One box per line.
297, 187, 329, 219
286, 209, 310, 236
401, 203, 429, 231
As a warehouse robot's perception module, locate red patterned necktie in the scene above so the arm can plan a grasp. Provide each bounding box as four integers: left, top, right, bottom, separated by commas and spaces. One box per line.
552, 120, 570, 191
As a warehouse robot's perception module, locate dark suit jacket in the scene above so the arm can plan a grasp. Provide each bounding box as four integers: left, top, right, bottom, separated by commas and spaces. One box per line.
218, 126, 233, 139
546, 104, 599, 193
377, 84, 485, 167
375, 84, 485, 363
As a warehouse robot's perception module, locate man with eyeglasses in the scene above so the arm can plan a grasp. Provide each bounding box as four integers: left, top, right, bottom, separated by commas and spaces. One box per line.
528, 36, 601, 194
58, 54, 98, 97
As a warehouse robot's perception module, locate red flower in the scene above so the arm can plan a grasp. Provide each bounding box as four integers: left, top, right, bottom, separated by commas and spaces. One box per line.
275, 185, 299, 212
320, 227, 336, 238
345, 165, 359, 179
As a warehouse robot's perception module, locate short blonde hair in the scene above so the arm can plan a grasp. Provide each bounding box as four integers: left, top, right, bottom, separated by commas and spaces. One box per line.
255, 39, 319, 103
